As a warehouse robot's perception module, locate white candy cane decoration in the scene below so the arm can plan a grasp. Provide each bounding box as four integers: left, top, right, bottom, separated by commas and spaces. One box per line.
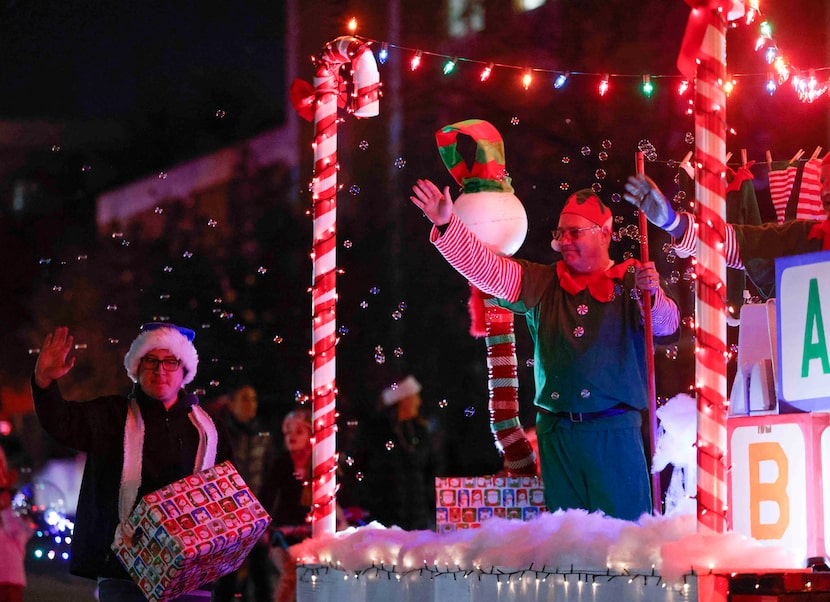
309, 36, 379, 537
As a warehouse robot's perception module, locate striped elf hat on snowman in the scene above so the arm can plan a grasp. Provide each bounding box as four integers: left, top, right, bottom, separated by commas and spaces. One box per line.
434, 119, 527, 257
435, 120, 536, 476
436, 119, 515, 194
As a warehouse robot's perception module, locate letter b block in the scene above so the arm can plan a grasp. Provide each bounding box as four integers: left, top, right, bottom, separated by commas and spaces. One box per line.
728, 413, 830, 561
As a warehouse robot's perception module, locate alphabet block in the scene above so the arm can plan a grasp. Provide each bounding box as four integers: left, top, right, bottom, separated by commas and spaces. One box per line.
776, 251, 830, 412
727, 413, 830, 562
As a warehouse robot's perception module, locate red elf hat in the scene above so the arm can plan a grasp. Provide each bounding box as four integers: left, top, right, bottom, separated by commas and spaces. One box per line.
560, 189, 613, 228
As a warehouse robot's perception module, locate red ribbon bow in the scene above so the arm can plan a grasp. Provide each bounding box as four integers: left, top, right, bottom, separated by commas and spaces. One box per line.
289, 78, 316, 122
289, 78, 347, 123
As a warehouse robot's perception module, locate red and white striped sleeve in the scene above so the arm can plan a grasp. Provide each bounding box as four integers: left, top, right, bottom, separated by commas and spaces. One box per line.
649, 287, 680, 337
430, 214, 523, 303
672, 213, 744, 269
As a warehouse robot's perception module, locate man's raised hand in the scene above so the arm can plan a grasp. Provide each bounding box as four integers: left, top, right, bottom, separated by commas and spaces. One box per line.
34, 327, 76, 388
410, 179, 453, 227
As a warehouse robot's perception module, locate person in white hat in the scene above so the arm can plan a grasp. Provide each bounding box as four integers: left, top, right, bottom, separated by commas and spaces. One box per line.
380, 375, 423, 422
31, 323, 233, 602
355, 375, 444, 530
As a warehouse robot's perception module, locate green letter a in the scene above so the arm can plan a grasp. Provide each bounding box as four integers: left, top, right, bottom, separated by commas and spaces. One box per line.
802, 277, 830, 377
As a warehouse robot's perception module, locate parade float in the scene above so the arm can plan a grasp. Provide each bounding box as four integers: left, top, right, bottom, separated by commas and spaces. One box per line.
284, 2, 830, 600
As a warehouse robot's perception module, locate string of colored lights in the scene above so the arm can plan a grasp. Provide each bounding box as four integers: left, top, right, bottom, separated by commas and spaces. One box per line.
348, 6, 830, 102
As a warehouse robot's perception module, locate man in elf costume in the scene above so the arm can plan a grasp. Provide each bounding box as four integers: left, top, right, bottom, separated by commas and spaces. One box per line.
412, 169, 680, 520
31, 323, 233, 601
624, 153, 830, 298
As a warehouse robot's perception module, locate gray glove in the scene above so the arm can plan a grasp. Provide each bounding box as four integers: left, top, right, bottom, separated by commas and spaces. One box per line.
623, 174, 677, 229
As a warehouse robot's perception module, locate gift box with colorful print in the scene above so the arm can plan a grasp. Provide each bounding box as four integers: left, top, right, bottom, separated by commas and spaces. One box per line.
435, 475, 546, 532
112, 460, 271, 602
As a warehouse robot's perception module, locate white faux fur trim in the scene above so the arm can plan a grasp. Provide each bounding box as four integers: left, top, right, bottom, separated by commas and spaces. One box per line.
119, 399, 145, 523
382, 375, 422, 406
189, 405, 218, 472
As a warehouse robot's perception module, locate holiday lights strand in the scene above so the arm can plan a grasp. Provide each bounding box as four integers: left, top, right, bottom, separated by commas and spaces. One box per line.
483, 297, 537, 476
351, 7, 830, 103
310, 36, 379, 537
694, 15, 729, 534
297, 562, 698, 589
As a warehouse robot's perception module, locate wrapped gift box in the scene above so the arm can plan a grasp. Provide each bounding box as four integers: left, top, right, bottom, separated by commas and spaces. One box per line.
112, 460, 271, 601
435, 475, 546, 532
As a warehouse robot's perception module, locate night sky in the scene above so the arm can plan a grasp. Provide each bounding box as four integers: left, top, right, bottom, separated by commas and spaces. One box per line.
0, 1, 286, 175
0, 1, 285, 117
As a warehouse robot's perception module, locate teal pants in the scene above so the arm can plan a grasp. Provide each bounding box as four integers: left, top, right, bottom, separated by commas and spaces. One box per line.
536, 410, 652, 521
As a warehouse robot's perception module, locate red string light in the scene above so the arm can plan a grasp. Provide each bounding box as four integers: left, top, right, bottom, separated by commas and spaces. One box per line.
480, 62, 494, 82
410, 49, 422, 71
598, 74, 610, 96
521, 69, 532, 90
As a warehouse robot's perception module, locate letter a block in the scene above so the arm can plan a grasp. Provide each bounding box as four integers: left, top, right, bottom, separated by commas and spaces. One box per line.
728, 413, 830, 561
776, 251, 830, 412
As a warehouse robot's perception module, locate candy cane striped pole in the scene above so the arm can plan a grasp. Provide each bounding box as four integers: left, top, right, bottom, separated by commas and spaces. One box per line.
693, 13, 728, 534
310, 36, 379, 537
483, 297, 537, 476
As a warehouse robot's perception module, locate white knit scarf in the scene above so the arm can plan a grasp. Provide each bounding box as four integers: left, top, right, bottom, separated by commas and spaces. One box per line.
117, 397, 218, 523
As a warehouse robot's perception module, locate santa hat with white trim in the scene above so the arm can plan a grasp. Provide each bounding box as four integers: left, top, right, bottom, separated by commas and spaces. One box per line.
123, 322, 199, 385
381, 375, 422, 406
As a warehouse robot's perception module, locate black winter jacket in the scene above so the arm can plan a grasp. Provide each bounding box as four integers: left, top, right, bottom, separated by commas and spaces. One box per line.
31, 379, 233, 580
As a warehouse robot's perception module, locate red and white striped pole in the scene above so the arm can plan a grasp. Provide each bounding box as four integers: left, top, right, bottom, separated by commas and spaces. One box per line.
635, 152, 662, 515
310, 36, 379, 537
693, 13, 728, 534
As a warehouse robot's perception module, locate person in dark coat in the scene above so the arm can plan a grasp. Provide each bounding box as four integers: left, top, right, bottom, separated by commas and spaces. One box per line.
356, 375, 444, 531
213, 385, 274, 602
31, 323, 233, 602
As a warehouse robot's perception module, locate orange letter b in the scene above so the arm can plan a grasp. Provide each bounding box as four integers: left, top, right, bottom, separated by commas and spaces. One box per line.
748, 441, 789, 540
